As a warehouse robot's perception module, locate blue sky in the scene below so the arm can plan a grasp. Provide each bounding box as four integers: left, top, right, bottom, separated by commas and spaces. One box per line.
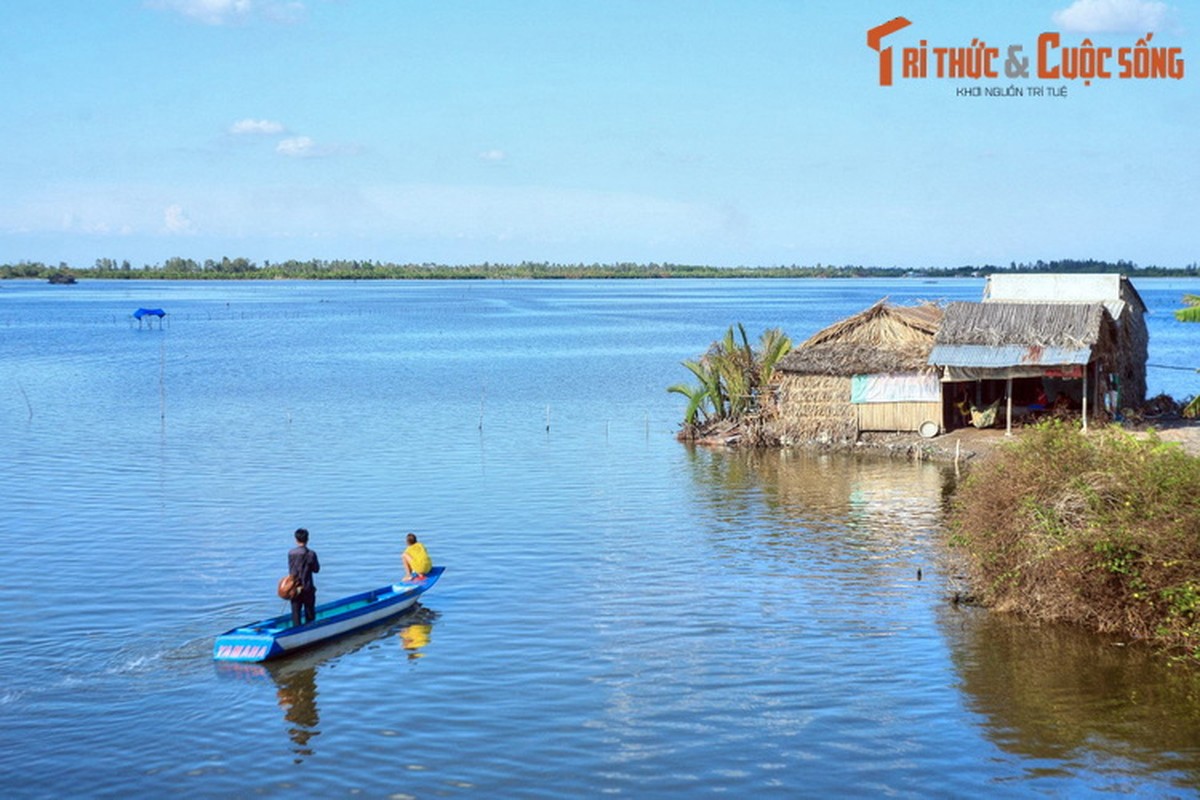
0, 0, 1195, 269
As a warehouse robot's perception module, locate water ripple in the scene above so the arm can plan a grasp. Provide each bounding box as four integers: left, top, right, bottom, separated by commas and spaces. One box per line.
3, 279, 1200, 797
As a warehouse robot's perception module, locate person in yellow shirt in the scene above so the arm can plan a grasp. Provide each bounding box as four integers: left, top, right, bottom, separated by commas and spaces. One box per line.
402, 532, 433, 581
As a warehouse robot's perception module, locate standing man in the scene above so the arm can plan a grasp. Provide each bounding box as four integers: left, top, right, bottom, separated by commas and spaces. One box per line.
288, 527, 320, 627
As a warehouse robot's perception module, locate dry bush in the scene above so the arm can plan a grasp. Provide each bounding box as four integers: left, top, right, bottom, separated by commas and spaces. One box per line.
950, 420, 1200, 659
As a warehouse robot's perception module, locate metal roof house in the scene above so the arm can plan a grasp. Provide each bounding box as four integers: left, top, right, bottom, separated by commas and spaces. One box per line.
767, 274, 1149, 444
929, 274, 1148, 433
984, 273, 1148, 406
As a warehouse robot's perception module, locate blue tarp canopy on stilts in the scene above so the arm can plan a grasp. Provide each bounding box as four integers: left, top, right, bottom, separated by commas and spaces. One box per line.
133, 308, 166, 319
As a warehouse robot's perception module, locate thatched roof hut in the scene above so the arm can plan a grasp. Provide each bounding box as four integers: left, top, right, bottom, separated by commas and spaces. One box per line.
763, 275, 1149, 446
777, 300, 943, 375
773, 301, 944, 444
929, 273, 1149, 432
982, 273, 1147, 406
931, 300, 1116, 373
930, 300, 1125, 432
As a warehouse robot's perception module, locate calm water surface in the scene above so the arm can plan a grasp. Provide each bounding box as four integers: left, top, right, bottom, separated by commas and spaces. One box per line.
2, 278, 1199, 798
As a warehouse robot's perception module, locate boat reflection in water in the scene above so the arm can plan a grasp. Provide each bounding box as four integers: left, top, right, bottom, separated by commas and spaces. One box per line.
215, 608, 439, 760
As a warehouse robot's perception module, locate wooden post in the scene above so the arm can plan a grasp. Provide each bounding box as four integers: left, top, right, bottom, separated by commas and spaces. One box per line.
1005, 377, 1013, 436
1082, 364, 1089, 433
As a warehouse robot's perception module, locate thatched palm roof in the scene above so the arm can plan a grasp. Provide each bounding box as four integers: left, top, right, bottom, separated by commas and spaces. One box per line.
777, 300, 943, 376
930, 300, 1124, 380
934, 301, 1108, 348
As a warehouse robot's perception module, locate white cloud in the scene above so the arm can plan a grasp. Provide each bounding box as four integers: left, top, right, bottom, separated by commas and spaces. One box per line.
478, 149, 507, 162
229, 118, 285, 135
261, 0, 307, 24
147, 0, 252, 25
276, 136, 317, 157
275, 136, 360, 158
1052, 0, 1174, 33
164, 204, 196, 234
146, 0, 306, 26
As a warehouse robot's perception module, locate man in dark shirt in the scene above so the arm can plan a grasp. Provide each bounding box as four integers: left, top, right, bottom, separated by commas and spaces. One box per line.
288, 527, 320, 627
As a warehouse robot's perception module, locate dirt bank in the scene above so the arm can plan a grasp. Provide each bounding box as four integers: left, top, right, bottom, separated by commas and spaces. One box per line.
1135, 417, 1200, 456
685, 416, 1200, 462
855, 417, 1200, 463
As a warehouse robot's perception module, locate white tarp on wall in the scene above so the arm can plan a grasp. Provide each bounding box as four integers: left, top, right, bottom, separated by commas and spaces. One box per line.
850, 372, 941, 404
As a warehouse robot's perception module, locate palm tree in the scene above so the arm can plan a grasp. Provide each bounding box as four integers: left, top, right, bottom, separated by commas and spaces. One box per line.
1177, 295, 1200, 417
669, 324, 793, 435
1176, 294, 1200, 322
667, 359, 721, 426
710, 325, 752, 417
755, 326, 792, 387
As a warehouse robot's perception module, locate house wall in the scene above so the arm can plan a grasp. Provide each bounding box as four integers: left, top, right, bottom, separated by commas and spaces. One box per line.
773, 374, 857, 444
985, 273, 1126, 303
857, 401, 942, 433
773, 374, 942, 441
1114, 304, 1149, 406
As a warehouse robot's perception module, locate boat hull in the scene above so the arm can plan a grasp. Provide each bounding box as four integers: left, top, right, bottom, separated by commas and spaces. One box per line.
214, 567, 444, 662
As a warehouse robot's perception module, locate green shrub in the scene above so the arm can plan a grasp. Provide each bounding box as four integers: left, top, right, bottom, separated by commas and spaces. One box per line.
949, 420, 1200, 660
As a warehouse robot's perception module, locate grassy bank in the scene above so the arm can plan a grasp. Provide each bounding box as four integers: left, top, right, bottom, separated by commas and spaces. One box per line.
949, 420, 1200, 661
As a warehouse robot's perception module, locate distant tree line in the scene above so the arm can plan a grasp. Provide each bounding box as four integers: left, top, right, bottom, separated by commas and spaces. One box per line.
2, 257, 1198, 281
1003, 262, 1190, 278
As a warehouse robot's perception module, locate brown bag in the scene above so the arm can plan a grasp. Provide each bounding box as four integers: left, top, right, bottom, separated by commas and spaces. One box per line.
277, 574, 302, 600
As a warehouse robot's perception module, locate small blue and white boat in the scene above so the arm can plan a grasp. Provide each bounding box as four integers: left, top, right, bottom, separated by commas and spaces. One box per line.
214, 567, 444, 663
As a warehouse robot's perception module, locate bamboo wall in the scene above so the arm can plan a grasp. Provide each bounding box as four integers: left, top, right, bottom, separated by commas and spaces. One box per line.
856, 401, 941, 433
773, 375, 857, 444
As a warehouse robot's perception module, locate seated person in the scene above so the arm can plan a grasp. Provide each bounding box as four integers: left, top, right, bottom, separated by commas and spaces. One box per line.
402, 533, 433, 580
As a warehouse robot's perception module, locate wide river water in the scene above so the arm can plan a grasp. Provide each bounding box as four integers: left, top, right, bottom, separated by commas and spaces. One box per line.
2, 277, 1199, 798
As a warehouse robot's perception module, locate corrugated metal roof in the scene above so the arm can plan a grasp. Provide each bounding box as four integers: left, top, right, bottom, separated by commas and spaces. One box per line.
928, 343, 1092, 368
